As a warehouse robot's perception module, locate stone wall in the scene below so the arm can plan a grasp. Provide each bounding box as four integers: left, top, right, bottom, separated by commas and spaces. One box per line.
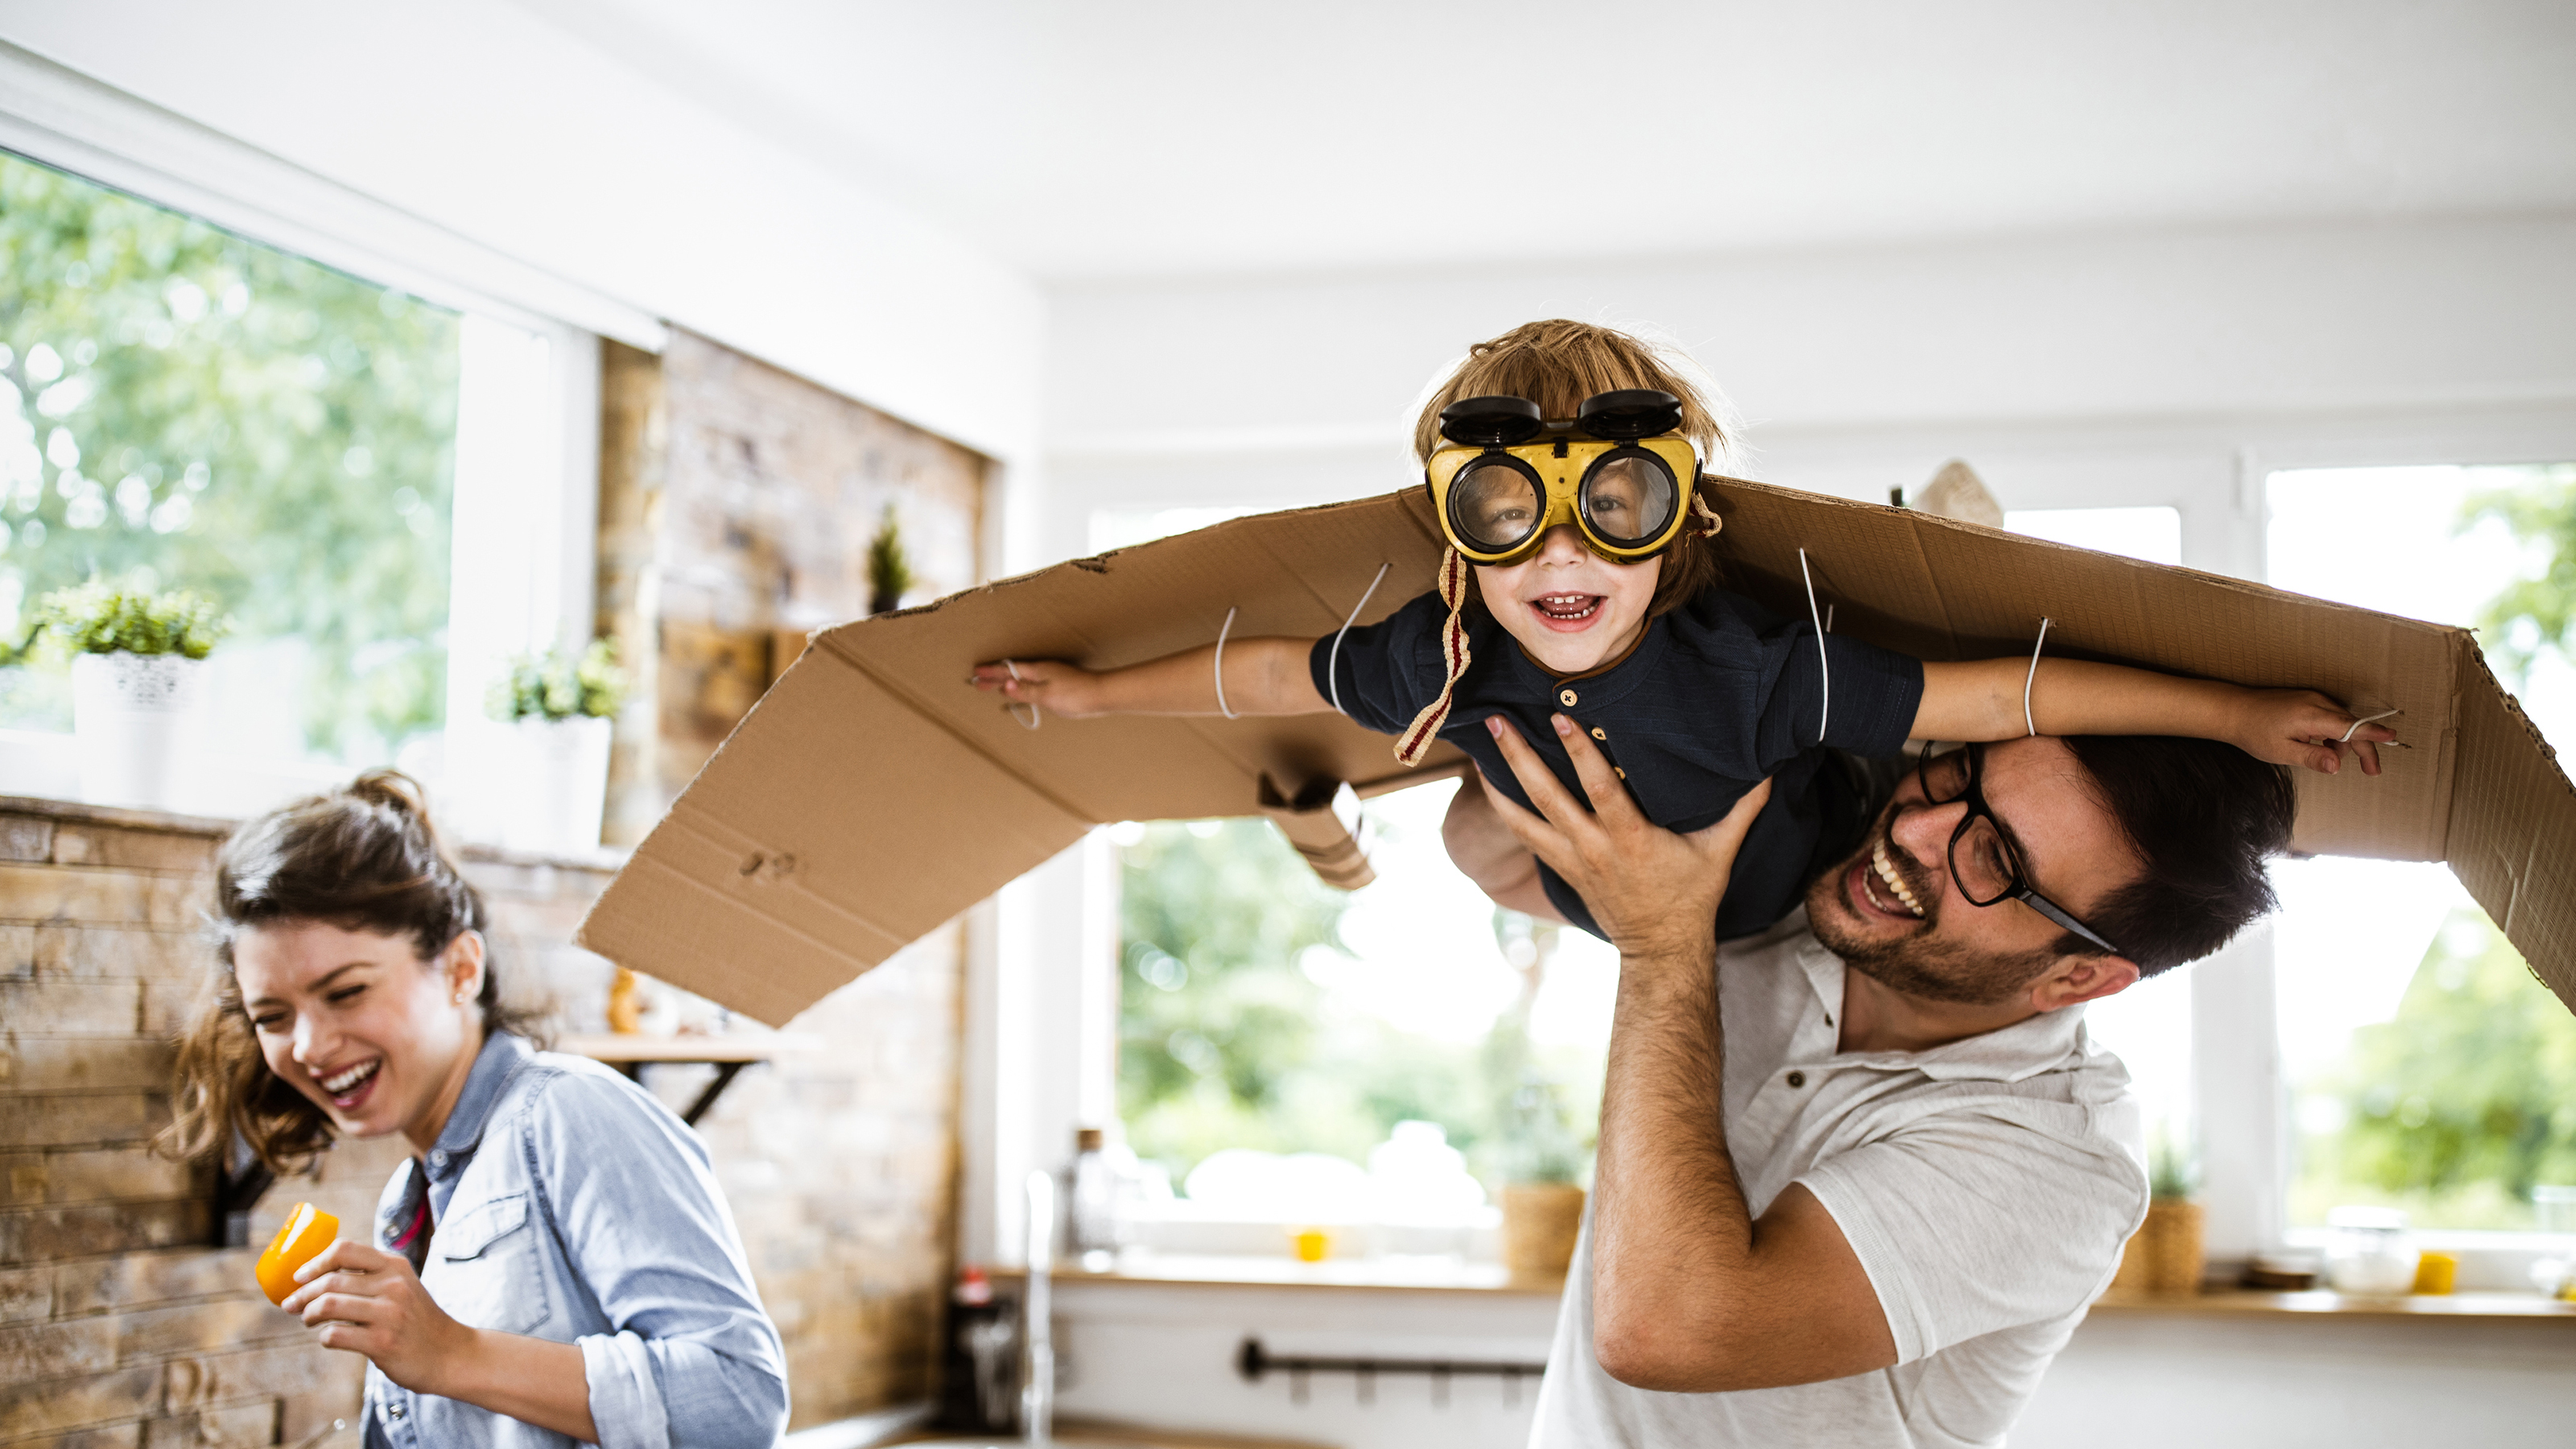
596, 329, 989, 844
2, 795, 964, 1443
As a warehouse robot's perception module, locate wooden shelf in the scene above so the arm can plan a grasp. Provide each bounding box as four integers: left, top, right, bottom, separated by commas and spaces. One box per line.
556, 1033, 819, 1124
2091, 1287, 2576, 1321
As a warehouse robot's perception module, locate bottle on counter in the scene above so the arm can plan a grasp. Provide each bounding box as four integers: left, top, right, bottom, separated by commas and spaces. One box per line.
1065, 1127, 1123, 1272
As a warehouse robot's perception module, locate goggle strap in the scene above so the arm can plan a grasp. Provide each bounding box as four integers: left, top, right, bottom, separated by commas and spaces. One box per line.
1691, 490, 1724, 539
1394, 547, 1472, 766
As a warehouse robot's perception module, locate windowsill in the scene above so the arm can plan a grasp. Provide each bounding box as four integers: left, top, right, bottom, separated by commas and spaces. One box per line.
2091, 1287, 2576, 1321
996, 1253, 1564, 1296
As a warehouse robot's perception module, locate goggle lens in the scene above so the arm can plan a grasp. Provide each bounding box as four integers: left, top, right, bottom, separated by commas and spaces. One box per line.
1579, 452, 1678, 547
1451, 460, 1542, 552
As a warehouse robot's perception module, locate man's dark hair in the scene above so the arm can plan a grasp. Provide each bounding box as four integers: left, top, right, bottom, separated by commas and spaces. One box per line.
2062, 736, 2300, 978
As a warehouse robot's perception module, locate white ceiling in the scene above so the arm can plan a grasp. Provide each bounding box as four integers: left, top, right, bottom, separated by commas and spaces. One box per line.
514, 0, 2576, 280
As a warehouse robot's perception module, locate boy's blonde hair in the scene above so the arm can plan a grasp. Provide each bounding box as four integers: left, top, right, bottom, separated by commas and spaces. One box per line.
1412, 320, 1735, 618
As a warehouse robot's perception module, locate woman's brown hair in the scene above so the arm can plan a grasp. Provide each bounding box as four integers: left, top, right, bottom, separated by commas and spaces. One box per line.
1412, 319, 1738, 618
160, 770, 536, 1174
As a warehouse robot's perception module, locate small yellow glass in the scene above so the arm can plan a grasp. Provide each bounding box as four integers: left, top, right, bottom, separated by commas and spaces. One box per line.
255, 1202, 340, 1307
1290, 1227, 1331, 1263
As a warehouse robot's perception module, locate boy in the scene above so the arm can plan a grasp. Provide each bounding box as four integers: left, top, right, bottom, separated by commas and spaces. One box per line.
972, 320, 2388, 942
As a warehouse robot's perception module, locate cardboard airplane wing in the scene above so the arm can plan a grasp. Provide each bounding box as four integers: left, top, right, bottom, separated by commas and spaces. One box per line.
576, 480, 2576, 1026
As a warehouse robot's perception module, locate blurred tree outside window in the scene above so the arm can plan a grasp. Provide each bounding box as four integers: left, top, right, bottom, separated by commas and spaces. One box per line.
0, 150, 459, 764
1114, 779, 1611, 1203
2268, 464, 2576, 1231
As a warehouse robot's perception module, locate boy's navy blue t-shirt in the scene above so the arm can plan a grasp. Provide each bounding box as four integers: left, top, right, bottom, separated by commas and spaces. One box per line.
1311, 587, 1925, 941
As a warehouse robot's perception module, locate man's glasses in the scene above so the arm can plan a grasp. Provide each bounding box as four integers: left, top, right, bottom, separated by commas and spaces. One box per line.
1914, 743, 2124, 958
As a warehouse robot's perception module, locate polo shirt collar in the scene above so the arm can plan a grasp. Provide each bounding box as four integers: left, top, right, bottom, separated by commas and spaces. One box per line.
1790, 925, 2088, 1084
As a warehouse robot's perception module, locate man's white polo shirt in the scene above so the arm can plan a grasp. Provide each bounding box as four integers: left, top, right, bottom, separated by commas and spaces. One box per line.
1530, 909, 2149, 1449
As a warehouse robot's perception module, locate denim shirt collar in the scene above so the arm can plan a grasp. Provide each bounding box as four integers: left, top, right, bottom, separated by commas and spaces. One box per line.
423, 1030, 534, 1185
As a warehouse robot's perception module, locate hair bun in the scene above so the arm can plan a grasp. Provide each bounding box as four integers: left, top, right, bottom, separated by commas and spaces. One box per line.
345, 769, 433, 832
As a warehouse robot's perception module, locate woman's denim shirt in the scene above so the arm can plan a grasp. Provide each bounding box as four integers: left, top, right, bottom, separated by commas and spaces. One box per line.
361, 1031, 788, 1448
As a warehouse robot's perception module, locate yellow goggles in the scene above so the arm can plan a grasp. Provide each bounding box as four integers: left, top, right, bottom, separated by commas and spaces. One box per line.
1424, 391, 1699, 566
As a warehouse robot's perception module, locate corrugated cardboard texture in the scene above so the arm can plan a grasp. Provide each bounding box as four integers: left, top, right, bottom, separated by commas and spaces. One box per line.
2444, 635, 2576, 1005
579, 480, 2576, 1025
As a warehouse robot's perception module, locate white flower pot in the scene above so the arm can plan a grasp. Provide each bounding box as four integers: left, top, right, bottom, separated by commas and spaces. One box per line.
498, 714, 613, 855
70, 652, 208, 813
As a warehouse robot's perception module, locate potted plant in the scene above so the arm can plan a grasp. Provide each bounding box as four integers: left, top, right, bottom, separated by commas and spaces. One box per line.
2112, 1126, 2205, 1295
867, 503, 915, 616
28, 580, 229, 812
487, 638, 624, 854
1496, 1071, 1589, 1279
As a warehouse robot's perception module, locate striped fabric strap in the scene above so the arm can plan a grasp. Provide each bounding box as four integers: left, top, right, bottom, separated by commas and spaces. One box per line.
1394, 547, 1472, 766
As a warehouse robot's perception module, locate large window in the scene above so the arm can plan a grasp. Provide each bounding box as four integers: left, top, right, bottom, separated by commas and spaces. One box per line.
2267, 464, 2576, 1231
0, 151, 460, 775
1115, 780, 1614, 1228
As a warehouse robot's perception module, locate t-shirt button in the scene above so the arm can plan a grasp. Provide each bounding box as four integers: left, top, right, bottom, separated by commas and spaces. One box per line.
1785, 1071, 1808, 1088
1558, 688, 1578, 707
1590, 726, 1607, 741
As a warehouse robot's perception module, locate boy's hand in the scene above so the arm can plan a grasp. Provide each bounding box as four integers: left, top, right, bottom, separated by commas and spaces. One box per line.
2233, 689, 2395, 776
968, 658, 1105, 718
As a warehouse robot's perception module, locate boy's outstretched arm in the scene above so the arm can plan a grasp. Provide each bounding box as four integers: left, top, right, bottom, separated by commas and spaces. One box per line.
1913, 658, 2396, 776
968, 638, 1332, 719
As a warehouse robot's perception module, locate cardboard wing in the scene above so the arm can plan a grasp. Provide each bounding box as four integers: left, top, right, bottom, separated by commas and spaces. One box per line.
576, 480, 2576, 1026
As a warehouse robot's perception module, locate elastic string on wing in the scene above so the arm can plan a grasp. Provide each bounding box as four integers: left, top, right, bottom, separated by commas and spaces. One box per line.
2341, 707, 2401, 743
1001, 659, 1041, 731
1213, 606, 1240, 719
1395, 547, 1472, 766
2024, 617, 2053, 737
1799, 547, 1830, 745
1327, 561, 1393, 719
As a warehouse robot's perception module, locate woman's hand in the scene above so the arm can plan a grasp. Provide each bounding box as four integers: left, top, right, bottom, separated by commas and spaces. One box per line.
2231, 688, 2395, 777
280, 1239, 473, 1394
968, 658, 1109, 718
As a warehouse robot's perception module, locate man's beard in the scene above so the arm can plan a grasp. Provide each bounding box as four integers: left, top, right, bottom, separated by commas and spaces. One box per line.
1803, 821, 2057, 1008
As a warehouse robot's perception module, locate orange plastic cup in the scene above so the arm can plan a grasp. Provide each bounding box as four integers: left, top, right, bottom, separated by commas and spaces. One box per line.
254, 1202, 340, 1307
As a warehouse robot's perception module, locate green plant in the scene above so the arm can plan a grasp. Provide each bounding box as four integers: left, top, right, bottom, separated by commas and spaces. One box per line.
487, 638, 625, 723
2148, 1122, 2200, 1201
865, 505, 914, 615
28, 580, 229, 659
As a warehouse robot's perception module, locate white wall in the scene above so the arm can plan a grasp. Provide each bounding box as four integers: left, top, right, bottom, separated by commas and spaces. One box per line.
1040, 213, 2576, 574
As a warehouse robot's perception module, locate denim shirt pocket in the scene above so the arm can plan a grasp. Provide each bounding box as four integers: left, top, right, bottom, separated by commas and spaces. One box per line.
423, 1191, 551, 1336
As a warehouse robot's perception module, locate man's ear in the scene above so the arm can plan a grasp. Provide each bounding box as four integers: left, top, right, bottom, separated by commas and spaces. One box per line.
2026, 952, 2140, 1012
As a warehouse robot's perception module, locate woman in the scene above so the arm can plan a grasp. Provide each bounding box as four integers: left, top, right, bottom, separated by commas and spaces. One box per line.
164, 772, 788, 1447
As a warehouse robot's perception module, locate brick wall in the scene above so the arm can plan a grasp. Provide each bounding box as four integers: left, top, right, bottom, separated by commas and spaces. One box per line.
2, 795, 964, 1443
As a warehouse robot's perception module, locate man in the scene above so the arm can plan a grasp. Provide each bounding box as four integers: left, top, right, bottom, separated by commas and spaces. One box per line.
1475, 712, 2300, 1447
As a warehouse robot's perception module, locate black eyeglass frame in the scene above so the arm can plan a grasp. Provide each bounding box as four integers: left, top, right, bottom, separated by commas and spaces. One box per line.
1916, 742, 2126, 959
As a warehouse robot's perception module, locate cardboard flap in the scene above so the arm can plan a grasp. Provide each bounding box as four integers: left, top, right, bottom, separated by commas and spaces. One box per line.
2444, 637, 2576, 1007
580, 479, 2576, 1024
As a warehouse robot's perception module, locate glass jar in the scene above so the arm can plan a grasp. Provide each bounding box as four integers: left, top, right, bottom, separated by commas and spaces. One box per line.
2323, 1206, 2417, 1294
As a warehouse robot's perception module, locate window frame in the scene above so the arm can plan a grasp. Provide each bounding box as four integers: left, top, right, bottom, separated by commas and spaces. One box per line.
0, 47, 646, 832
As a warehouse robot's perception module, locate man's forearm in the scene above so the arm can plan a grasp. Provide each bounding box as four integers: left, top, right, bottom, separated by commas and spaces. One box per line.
1590, 936, 1758, 1380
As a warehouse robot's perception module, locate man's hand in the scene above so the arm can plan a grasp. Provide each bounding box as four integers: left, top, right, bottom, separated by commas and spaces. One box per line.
1477, 712, 1771, 959
2231, 687, 2395, 776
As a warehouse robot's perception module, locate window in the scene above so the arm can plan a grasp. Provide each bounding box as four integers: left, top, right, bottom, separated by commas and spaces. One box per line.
2266, 464, 2576, 1232
0, 150, 592, 829
0, 151, 457, 795
1114, 778, 1619, 1244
